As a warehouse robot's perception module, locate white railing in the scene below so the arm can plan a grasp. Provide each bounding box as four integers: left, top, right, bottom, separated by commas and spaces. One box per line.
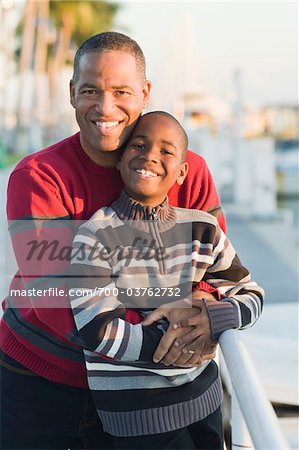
219, 329, 290, 450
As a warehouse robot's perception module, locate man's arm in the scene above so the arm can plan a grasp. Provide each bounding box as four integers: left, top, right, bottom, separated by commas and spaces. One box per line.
6, 167, 78, 338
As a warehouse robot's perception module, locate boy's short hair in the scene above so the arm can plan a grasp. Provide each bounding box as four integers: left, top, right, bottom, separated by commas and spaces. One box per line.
141, 111, 188, 161
73, 31, 146, 82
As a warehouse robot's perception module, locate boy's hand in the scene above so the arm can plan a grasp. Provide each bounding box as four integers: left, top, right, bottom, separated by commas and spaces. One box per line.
143, 291, 218, 367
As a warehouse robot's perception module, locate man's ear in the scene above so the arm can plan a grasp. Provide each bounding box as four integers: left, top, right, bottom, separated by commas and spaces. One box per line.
116, 158, 121, 171
142, 80, 151, 109
176, 162, 189, 186
70, 80, 76, 108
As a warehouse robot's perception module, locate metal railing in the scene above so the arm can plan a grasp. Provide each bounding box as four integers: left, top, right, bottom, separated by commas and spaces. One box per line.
219, 329, 290, 449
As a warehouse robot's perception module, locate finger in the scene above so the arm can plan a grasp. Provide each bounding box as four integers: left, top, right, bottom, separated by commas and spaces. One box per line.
153, 330, 178, 362
201, 350, 217, 361
142, 308, 167, 326
177, 315, 204, 328
189, 356, 204, 366
174, 327, 203, 349
170, 350, 197, 367
201, 345, 217, 361
161, 346, 194, 366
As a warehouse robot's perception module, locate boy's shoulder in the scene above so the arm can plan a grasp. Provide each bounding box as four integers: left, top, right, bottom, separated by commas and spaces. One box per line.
174, 207, 218, 226
80, 206, 123, 233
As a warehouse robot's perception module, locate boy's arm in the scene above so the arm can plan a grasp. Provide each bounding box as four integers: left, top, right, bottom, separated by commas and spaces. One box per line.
69, 226, 172, 363
143, 226, 264, 366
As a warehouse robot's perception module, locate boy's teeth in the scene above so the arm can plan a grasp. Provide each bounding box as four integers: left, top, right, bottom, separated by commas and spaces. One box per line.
135, 169, 158, 177
95, 121, 119, 129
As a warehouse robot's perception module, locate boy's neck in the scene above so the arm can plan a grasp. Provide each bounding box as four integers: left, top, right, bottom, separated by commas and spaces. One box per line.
124, 190, 166, 208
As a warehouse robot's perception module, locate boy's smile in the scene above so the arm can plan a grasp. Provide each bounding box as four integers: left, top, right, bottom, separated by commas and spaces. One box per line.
118, 113, 188, 206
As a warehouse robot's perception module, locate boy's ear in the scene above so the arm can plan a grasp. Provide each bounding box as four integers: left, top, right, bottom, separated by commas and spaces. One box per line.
176, 162, 189, 186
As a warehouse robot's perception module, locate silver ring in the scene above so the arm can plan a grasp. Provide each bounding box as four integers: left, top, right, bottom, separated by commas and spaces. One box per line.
188, 350, 195, 354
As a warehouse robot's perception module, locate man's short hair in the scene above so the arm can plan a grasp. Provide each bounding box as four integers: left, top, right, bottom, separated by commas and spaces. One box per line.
73, 31, 146, 82
142, 111, 188, 162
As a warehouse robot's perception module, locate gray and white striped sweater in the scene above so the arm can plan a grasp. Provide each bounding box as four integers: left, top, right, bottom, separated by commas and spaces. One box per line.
69, 190, 264, 437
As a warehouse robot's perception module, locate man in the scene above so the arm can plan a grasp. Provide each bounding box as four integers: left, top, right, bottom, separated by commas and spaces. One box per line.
1, 32, 226, 449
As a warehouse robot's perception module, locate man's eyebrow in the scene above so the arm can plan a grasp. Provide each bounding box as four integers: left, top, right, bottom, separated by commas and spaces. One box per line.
111, 85, 134, 91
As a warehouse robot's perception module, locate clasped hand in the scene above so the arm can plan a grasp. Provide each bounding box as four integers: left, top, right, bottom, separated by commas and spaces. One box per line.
142, 291, 217, 367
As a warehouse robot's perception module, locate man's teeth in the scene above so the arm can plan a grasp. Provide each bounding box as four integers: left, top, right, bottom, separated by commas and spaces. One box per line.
135, 169, 158, 178
95, 121, 119, 129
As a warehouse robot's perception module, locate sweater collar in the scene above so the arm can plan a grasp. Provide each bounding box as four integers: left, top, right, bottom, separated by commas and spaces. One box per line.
111, 190, 177, 225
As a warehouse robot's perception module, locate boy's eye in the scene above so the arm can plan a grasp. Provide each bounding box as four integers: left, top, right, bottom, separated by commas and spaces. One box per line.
161, 149, 172, 155
82, 89, 97, 95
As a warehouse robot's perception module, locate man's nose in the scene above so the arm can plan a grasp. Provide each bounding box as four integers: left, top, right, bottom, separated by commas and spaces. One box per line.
95, 92, 115, 116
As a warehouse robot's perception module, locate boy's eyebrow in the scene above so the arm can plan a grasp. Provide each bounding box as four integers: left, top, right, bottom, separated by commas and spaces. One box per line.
161, 139, 177, 150
132, 135, 177, 150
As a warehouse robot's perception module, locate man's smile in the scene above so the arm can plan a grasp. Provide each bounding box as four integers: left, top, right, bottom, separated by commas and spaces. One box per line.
92, 120, 123, 129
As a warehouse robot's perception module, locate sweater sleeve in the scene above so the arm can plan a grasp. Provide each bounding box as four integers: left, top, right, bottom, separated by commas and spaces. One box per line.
6, 167, 78, 339
201, 226, 264, 340
69, 225, 166, 363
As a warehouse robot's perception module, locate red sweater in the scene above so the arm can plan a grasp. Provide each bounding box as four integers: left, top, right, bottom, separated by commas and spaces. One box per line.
1, 132, 226, 388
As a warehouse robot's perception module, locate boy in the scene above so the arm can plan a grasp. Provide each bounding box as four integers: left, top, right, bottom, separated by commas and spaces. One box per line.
69, 111, 264, 449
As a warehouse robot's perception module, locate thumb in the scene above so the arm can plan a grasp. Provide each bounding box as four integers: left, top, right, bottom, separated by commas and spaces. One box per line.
142, 308, 167, 326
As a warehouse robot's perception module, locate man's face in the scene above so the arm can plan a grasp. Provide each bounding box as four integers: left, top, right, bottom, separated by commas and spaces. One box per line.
118, 114, 188, 206
70, 51, 151, 166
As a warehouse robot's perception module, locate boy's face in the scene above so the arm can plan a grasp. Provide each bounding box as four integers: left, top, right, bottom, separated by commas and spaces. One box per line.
118, 114, 188, 206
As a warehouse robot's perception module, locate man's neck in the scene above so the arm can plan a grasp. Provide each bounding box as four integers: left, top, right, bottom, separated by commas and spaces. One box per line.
80, 137, 121, 168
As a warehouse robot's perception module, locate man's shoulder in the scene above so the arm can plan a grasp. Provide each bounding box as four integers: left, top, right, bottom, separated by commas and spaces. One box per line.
186, 149, 207, 168
12, 133, 78, 174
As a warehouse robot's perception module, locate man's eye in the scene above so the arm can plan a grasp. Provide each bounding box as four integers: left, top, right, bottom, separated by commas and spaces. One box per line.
132, 143, 145, 150
115, 90, 130, 96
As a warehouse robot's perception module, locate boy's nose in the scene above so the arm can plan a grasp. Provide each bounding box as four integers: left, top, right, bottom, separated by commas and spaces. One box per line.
143, 145, 159, 162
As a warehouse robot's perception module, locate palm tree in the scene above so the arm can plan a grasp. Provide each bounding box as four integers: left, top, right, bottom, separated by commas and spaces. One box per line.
48, 1, 120, 132
14, 0, 120, 152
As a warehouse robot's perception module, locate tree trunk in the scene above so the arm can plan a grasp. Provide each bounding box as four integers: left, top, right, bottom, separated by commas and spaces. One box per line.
15, 0, 37, 152
48, 12, 72, 135
31, 0, 50, 150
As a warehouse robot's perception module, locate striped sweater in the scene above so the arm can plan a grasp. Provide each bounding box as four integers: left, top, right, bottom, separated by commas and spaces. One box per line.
69, 190, 264, 436
1, 132, 226, 388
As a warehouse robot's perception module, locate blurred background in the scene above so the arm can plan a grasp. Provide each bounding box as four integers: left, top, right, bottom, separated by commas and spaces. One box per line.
1, 1, 298, 219
0, 1, 298, 447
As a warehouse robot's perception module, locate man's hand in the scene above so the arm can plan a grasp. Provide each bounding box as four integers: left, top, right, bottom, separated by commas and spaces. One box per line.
143, 291, 218, 367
